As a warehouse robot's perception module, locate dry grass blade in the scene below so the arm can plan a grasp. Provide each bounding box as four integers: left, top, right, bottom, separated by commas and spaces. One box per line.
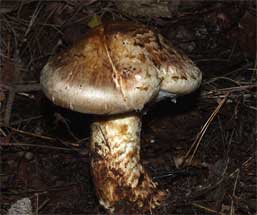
0, 123, 55, 141
181, 92, 230, 167
230, 169, 240, 215
192, 202, 226, 215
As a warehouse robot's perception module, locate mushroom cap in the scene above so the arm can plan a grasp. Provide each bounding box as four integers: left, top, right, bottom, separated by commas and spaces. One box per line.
41, 22, 201, 115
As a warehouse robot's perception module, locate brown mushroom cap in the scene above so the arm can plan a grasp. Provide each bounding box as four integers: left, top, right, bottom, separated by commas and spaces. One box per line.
41, 22, 201, 115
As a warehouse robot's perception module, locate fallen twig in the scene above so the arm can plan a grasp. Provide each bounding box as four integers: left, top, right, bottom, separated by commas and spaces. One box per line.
201, 84, 256, 97
0, 83, 41, 92
0, 142, 80, 151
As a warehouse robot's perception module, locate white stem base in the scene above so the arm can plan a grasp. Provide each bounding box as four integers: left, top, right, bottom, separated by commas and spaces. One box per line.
90, 114, 167, 213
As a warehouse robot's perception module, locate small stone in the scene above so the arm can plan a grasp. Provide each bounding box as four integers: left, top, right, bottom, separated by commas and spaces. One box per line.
7, 198, 33, 215
25, 152, 34, 161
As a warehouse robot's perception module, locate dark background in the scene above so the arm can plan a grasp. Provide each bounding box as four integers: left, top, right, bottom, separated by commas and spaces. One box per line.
0, 1, 256, 214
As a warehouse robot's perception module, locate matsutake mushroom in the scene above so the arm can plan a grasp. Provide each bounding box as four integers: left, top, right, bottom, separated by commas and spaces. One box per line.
40, 22, 202, 213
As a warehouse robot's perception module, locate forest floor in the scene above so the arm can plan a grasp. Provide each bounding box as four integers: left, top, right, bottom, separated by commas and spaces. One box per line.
1, 1, 256, 214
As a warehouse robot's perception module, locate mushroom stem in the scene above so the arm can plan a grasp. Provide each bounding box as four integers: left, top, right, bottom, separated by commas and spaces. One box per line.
90, 113, 167, 212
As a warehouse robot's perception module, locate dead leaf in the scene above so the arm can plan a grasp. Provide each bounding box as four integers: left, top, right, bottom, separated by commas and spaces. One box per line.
87, 15, 102, 28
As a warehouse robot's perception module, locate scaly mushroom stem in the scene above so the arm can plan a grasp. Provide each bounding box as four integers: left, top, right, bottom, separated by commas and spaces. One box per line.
90, 113, 167, 213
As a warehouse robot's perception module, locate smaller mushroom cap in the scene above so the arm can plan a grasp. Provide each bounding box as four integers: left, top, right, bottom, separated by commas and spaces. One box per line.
41, 22, 201, 115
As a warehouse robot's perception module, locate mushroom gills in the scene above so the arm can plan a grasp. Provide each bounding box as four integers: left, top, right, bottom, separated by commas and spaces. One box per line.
155, 90, 177, 103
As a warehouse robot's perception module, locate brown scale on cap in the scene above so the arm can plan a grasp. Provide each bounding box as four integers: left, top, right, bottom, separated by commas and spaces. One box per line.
41, 22, 202, 213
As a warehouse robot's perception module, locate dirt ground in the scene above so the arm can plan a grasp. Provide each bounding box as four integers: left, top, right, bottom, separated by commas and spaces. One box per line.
1, 1, 256, 215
